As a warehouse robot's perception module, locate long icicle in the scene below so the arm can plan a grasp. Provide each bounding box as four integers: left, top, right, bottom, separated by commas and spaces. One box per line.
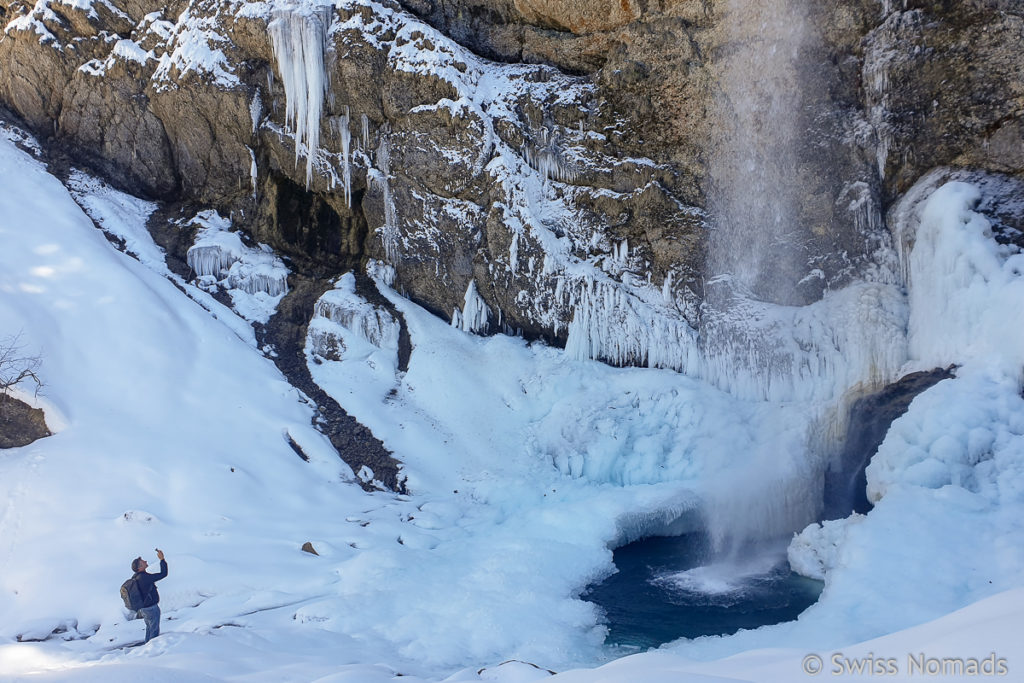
269, 6, 329, 190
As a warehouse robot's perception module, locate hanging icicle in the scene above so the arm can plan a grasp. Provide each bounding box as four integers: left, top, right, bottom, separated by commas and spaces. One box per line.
268, 5, 331, 190
372, 138, 400, 263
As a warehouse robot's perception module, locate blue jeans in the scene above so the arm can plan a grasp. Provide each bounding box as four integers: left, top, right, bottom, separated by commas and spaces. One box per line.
137, 604, 160, 642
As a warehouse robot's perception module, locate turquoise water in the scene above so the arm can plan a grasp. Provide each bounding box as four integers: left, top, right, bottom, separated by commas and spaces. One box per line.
585, 533, 824, 652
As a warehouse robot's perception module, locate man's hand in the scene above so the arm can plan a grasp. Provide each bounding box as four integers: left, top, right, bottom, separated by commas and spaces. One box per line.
156, 548, 165, 561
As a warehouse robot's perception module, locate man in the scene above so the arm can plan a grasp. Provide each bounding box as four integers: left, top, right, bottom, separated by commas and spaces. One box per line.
130, 548, 168, 643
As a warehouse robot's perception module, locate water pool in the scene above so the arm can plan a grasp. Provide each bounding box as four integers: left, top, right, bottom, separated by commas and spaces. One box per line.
585, 533, 823, 652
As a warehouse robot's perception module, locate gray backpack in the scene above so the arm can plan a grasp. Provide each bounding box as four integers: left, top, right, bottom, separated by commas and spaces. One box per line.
120, 576, 144, 611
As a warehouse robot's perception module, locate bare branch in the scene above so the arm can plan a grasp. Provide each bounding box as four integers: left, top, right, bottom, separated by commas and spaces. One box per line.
0, 332, 44, 397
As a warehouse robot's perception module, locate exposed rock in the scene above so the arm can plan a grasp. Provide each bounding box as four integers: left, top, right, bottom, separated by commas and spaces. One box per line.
0, 0, 1021, 396
300, 541, 319, 555
0, 394, 51, 449
823, 366, 956, 520
512, 0, 642, 34
864, 2, 1024, 200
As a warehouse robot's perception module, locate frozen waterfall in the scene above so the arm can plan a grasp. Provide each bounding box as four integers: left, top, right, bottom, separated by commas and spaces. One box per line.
269, 5, 332, 190
372, 138, 400, 263
685, 0, 904, 554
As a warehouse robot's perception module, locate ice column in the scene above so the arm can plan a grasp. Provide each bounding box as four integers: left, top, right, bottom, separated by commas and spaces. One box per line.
373, 139, 400, 263
269, 5, 330, 190
456, 281, 490, 334
331, 108, 352, 207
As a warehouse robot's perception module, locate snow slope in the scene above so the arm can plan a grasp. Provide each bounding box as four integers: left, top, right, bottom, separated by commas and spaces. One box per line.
2, 123, 1024, 683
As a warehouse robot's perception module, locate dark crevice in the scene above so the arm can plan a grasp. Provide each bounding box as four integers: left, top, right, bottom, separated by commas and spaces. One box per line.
260, 174, 368, 275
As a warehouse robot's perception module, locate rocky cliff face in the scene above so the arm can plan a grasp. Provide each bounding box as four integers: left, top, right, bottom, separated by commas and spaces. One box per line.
1, 0, 1021, 474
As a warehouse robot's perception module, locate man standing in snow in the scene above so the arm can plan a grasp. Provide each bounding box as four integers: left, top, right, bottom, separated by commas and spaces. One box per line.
130, 548, 168, 643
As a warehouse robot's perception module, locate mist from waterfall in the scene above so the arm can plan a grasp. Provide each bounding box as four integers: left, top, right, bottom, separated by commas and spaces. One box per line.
697, 0, 831, 558
706, 0, 809, 306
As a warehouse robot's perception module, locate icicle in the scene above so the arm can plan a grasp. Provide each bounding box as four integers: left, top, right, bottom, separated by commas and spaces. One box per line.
249, 90, 262, 134
361, 113, 369, 151
509, 232, 519, 272
187, 245, 238, 278
458, 281, 490, 334
522, 124, 577, 185
372, 138, 400, 263
249, 148, 258, 198
339, 107, 352, 208
268, 6, 330, 190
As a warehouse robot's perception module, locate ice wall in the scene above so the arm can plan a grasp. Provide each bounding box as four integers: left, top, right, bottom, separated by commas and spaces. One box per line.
269, 4, 331, 190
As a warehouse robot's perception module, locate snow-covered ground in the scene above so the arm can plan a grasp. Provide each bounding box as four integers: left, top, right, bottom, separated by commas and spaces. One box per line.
2, 120, 1023, 683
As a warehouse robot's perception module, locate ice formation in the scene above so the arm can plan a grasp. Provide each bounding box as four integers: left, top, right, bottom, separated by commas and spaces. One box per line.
248, 147, 258, 196
788, 514, 866, 580
522, 125, 577, 185
902, 182, 1024, 371
863, 13, 906, 180
311, 273, 400, 352
268, 5, 331, 190
564, 277, 699, 374
792, 178, 1024, 595
453, 281, 490, 334
372, 138, 400, 263
860, 178, 1024, 504
186, 211, 289, 302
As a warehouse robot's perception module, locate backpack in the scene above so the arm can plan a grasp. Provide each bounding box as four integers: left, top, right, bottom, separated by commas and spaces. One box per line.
120, 576, 145, 611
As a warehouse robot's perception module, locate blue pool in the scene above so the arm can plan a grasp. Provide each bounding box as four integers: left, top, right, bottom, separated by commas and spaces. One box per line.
585, 533, 824, 652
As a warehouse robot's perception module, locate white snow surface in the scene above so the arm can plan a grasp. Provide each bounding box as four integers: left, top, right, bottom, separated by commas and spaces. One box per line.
3, 122, 1024, 683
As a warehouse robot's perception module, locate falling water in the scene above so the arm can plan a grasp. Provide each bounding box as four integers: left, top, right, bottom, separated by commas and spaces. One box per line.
699, 0, 823, 557
706, 0, 810, 306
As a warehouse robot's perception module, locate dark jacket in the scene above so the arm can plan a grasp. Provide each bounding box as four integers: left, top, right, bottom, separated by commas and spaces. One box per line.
133, 559, 168, 609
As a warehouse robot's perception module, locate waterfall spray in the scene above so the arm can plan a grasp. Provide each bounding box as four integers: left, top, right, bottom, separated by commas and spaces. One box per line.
699, 0, 824, 556
706, 0, 809, 306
